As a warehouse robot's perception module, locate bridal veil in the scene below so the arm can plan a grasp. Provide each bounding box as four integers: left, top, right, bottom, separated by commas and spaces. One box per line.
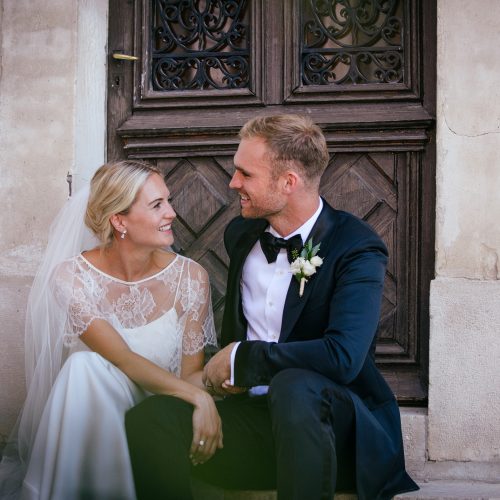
0, 186, 99, 498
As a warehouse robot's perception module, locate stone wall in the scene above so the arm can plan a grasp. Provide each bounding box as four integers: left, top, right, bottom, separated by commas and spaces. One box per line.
0, 0, 107, 449
428, 0, 500, 463
0, 0, 77, 448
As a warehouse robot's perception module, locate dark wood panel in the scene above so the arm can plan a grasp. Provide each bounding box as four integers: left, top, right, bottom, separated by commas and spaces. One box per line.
107, 0, 136, 161
107, 0, 436, 404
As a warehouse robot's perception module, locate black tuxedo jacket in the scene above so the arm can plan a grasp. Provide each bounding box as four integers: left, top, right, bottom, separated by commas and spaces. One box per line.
221, 200, 418, 500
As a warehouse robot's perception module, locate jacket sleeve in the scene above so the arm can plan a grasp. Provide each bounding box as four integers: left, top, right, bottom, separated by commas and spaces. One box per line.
233, 234, 388, 387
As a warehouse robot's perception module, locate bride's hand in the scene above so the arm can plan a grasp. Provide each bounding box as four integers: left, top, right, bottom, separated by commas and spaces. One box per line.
189, 391, 223, 465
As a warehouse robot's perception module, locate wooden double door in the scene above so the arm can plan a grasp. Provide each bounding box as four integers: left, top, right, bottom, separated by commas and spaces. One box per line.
107, 0, 436, 404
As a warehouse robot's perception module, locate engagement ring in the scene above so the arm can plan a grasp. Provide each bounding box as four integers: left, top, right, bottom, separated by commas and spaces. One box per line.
199, 440, 205, 446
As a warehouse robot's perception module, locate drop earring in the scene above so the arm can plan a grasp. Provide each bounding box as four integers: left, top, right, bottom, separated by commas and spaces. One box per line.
120, 230, 127, 240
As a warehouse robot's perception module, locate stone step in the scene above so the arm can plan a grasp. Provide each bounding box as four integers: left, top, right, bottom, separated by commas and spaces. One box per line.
191, 481, 357, 499
400, 407, 427, 472
191, 408, 500, 499
193, 480, 500, 500
395, 480, 500, 499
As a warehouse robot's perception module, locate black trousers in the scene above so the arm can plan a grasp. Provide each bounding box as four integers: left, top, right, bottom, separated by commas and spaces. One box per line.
125, 368, 356, 500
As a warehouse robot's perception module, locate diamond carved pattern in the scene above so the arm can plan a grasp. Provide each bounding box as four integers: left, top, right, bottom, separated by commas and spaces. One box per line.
379, 276, 397, 341
174, 172, 224, 234
327, 167, 380, 219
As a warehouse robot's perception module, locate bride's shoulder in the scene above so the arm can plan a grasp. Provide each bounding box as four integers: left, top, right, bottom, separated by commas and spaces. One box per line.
49, 254, 86, 290
52, 248, 100, 277
80, 247, 112, 269
162, 251, 209, 280
179, 256, 210, 282
154, 249, 178, 269
53, 254, 81, 271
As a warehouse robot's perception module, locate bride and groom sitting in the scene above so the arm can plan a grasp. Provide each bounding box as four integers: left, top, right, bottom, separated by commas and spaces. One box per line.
0, 114, 417, 500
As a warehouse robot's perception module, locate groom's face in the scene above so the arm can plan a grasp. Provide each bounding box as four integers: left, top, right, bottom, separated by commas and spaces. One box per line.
230, 137, 286, 220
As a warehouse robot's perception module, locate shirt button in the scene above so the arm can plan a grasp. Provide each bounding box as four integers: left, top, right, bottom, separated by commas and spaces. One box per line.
268, 301, 273, 307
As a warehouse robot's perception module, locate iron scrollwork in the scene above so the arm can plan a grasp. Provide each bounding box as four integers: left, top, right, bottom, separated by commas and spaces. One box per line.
301, 0, 404, 85
152, 0, 250, 91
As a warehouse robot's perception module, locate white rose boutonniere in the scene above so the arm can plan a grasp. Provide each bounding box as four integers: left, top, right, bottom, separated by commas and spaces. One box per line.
290, 239, 323, 297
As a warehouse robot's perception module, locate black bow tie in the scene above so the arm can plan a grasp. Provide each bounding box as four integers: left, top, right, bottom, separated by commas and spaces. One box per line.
259, 232, 303, 264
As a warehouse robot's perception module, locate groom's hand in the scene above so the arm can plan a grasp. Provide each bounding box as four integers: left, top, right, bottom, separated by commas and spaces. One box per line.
203, 343, 246, 396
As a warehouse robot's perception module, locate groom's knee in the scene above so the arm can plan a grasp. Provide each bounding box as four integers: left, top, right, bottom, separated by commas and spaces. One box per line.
268, 369, 351, 429
125, 395, 192, 439
269, 368, 324, 403
268, 369, 323, 426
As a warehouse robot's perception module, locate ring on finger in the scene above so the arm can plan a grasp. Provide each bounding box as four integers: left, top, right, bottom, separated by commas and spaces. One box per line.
199, 440, 205, 446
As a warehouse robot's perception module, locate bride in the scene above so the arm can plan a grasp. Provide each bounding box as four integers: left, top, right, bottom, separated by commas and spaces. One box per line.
0, 160, 220, 499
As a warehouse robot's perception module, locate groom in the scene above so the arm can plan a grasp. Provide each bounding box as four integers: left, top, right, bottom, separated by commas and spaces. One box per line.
126, 114, 418, 499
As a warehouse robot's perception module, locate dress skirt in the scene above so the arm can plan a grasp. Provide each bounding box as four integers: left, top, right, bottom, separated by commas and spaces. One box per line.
21, 351, 147, 500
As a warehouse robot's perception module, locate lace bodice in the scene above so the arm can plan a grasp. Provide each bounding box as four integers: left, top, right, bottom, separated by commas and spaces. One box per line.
52, 253, 217, 376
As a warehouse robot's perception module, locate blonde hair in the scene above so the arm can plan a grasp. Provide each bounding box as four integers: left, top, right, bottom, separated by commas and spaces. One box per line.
239, 114, 329, 188
85, 160, 162, 246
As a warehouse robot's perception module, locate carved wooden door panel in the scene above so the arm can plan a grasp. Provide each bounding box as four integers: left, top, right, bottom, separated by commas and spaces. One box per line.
107, 0, 436, 404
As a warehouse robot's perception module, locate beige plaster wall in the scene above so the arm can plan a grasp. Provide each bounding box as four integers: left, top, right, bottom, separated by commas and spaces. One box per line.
429, 0, 500, 463
435, 1, 500, 280
0, 0, 78, 448
0, 0, 107, 449
0, 0, 77, 270
0, 0, 108, 449
429, 279, 500, 462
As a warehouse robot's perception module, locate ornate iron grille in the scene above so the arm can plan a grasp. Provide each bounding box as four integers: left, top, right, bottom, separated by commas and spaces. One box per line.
301, 0, 404, 85
151, 0, 250, 91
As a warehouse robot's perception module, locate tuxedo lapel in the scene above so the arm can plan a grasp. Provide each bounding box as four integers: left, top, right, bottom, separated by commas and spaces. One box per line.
279, 202, 338, 342
222, 219, 267, 344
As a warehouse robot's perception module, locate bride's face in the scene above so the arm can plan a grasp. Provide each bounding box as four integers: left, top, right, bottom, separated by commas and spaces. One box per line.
121, 173, 176, 248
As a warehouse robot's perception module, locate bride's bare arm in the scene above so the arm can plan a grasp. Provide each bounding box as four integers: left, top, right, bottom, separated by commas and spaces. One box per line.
80, 319, 222, 463
181, 357, 207, 390
81, 319, 200, 397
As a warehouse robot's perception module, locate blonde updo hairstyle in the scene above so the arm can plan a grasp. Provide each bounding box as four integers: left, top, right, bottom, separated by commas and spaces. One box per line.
85, 160, 162, 246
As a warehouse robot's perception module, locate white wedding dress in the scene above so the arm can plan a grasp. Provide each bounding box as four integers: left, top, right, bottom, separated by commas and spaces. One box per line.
15, 253, 216, 500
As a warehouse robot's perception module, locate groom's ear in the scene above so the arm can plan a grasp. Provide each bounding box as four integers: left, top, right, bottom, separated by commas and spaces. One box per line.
282, 170, 300, 194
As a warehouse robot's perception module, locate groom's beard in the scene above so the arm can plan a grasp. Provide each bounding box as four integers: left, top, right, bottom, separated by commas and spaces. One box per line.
236, 193, 285, 221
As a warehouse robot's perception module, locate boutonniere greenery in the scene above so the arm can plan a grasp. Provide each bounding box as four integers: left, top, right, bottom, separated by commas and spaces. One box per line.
290, 238, 323, 297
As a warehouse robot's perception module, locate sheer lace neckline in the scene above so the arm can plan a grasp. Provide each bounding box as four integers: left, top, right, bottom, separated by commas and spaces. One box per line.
77, 253, 179, 285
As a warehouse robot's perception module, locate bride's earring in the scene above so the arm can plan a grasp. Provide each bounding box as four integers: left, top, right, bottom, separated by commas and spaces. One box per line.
120, 230, 127, 240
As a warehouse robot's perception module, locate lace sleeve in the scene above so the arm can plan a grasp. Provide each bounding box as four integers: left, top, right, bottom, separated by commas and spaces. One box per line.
52, 259, 107, 347
178, 259, 218, 355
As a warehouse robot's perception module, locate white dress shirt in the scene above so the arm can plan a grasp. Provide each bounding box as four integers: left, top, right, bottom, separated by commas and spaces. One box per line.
229, 198, 323, 393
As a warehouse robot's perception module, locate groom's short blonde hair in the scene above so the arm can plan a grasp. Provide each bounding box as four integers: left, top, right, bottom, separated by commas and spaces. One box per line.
239, 114, 329, 188
86, 160, 162, 246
